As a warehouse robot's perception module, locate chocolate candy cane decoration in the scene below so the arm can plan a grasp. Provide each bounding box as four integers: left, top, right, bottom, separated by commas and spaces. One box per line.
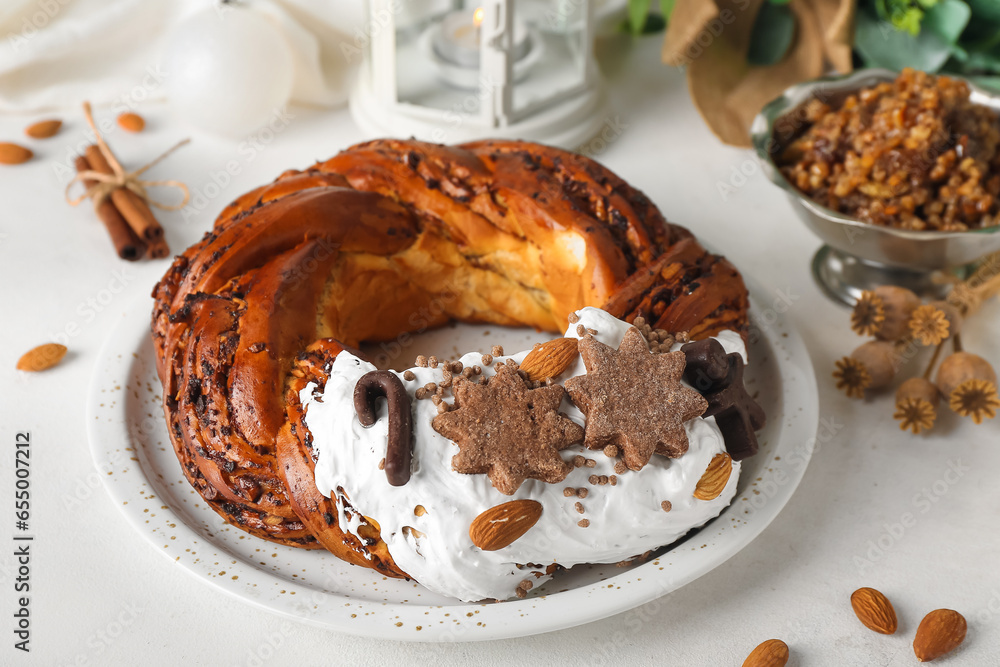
353, 370, 413, 486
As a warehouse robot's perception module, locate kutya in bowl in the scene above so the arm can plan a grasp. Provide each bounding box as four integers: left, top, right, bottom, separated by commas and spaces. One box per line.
751, 68, 1000, 304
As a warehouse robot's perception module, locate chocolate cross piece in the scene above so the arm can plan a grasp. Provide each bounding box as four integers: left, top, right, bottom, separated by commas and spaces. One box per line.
353, 370, 413, 486
681, 339, 766, 460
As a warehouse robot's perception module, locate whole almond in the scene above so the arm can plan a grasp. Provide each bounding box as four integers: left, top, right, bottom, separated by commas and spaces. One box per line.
25, 119, 62, 139
469, 499, 542, 551
913, 609, 966, 662
519, 337, 578, 381
742, 639, 789, 667
117, 112, 145, 133
0, 142, 33, 165
17, 343, 67, 372
851, 587, 898, 634
693, 452, 732, 500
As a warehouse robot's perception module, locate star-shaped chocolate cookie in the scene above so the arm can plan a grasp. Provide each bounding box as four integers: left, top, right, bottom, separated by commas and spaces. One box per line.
432, 362, 583, 495
565, 328, 708, 471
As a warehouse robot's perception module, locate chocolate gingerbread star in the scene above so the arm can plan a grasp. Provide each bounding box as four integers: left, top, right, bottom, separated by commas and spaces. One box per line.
682, 339, 766, 460
565, 328, 708, 471
432, 362, 583, 495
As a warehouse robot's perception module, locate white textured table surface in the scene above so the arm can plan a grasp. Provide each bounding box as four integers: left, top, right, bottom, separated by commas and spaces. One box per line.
1, 36, 998, 666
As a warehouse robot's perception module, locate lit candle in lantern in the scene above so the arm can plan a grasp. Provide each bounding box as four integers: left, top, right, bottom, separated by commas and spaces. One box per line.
431, 6, 530, 69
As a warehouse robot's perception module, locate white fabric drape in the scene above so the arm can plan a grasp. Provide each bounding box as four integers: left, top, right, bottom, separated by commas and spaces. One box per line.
0, 0, 364, 113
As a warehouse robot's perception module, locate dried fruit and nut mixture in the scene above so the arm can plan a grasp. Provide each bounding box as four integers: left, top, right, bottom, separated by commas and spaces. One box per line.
778, 68, 1000, 231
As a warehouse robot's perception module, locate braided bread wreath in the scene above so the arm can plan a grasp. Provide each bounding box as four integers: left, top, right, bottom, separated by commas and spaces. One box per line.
151, 138, 758, 602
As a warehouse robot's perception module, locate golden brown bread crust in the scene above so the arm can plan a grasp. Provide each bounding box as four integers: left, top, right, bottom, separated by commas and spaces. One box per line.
279, 340, 404, 575
151, 138, 749, 563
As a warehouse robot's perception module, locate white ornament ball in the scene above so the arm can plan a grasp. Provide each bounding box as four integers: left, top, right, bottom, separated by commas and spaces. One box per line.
162, 6, 294, 137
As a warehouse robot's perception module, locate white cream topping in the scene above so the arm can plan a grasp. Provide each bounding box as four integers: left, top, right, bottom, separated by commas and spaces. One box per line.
301, 308, 745, 602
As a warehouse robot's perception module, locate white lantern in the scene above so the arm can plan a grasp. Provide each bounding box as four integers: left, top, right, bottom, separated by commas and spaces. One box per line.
350, 0, 611, 148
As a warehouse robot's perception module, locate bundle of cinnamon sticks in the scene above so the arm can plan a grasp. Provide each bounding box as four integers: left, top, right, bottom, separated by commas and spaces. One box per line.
74, 145, 169, 261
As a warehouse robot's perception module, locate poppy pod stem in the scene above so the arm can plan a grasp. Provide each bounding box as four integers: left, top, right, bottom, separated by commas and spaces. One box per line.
923, 342, 945, 380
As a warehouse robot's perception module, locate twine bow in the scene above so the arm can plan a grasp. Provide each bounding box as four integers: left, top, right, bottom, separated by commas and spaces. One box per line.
946, 251, 1000, 316
66, 101, 190, 212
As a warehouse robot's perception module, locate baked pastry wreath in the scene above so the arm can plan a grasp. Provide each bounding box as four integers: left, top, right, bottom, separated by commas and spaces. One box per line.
151, 138, 751, 591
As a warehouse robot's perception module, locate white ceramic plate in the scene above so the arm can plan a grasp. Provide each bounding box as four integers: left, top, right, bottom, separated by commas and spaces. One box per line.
87, 287, 818, 642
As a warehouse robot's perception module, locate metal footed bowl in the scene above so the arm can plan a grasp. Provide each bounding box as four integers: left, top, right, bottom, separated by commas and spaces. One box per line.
751, 68, 1000, 305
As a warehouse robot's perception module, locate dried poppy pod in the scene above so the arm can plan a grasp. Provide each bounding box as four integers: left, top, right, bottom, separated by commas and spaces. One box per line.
851, 290, 886, 337
937, 352, 997, 395
893, 377, 940, 434
936, 352, 1000, 423
871, 286, 920, 341
909, 301, 963, 346
930, 300, 963, 336
897, 376, 941, 406
853, 340, 900, 389
834, 340, 899, 398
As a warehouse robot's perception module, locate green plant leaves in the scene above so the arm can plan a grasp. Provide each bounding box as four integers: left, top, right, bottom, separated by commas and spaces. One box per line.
628, 0, 652, 34
950, 45, 1000, 75
969, 75, 1000, 91
855, 0, 971, 72
874, 0, 939, 35
747, 1, 797, 66
624, 0, 666, 34
927, 0, 973, 43
966, 0, 1000, 23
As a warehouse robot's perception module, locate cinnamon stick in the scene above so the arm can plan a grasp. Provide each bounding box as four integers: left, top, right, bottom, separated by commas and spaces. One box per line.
74, 155, 146, 261
146, 237, 170, 260
84, 144, 164, 242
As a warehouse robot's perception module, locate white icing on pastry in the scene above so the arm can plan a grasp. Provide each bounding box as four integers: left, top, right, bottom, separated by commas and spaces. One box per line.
301, 308, 744, 602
